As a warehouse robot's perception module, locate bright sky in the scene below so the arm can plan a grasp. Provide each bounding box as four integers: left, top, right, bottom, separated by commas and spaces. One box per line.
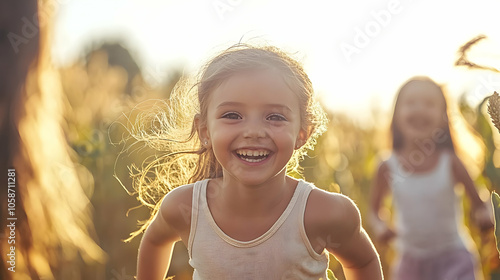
52, 0, 500, 123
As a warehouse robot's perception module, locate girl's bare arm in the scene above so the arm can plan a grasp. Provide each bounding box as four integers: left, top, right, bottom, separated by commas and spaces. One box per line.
320, 193, 383, 280
136, 190, 185, 280
451, 153, 493, 230
369, 162, 395, 242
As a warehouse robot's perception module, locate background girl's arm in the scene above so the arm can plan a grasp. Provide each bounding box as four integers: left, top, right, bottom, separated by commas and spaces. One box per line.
369, 162, 395, 243
451, 153, 494, 230
136, 189, 186, 280
319, 193, 383, 280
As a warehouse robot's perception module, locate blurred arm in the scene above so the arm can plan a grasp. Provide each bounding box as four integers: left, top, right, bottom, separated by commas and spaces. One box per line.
369, 162, 395, 242
451, 153, 493, 230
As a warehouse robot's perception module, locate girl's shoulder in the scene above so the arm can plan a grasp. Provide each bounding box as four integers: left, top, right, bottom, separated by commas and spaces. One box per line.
305, 187, 361, 241
373, 151, 394, 173
307, 188, 359, 220
371, 157, 392, 182
159, 183, 195, 232
444, 150, 470, 181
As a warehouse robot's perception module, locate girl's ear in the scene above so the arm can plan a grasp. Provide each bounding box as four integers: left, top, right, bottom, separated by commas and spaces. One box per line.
295, 128, 310, 149
194, 114, 210, 148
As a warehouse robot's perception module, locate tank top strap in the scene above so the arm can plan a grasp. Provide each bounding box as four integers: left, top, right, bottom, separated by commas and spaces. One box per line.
187, 179, 206, 259
438, 150, 451, 170
434, 150, 454, 184
294, 179, 313, 229
295, 179, 314, 213
294, 180, 328, 260
385, 153, 400, 174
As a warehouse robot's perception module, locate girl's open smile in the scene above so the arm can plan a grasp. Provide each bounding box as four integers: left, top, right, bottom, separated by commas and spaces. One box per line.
234, 148, 273, 164
406, 114, 433, 131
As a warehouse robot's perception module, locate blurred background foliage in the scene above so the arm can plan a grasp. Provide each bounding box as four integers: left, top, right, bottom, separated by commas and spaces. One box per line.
58, 39, 500, 279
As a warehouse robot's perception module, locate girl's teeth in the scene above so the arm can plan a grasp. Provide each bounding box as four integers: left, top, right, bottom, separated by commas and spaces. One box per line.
236, 150, 269, 156
235, 149, 270, 162
241, 157, 265, 163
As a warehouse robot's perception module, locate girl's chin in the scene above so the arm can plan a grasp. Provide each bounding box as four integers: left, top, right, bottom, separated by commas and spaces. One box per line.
225, 169, 286, 186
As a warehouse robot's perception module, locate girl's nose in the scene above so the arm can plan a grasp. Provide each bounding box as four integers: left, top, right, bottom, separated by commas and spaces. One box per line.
409, 101, 425, 113
242, 120, 266, 139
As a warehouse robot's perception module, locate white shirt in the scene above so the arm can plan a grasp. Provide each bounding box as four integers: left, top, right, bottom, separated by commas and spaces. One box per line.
187, 179, 330, 279
386, 151, 469, 257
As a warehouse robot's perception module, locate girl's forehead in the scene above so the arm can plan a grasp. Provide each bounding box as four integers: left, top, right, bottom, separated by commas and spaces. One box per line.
399, 81, 443, 101
220, 68, 285, 88
209, 69, 300, 108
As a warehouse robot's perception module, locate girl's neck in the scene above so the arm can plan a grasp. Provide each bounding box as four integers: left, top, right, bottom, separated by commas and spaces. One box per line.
399, 141, 423, 155
395, 141, 447, 173
211, 171, 295, 218
398, 137, 439, 155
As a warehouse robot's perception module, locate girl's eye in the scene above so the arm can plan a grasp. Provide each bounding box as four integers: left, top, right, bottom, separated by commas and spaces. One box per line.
267, 114, 287, 121
221, 112, 241, 120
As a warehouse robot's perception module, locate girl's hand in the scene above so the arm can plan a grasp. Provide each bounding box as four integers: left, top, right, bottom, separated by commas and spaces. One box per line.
451, 153, 494, 232
472, 203, 494, 232
375, 225, 396, 244
370, 215, 396, 245
370, 161, 394, 245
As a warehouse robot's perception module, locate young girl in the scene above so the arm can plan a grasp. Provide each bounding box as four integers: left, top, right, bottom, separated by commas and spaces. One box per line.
130, 44, 383, 279
370, 76, 494, 280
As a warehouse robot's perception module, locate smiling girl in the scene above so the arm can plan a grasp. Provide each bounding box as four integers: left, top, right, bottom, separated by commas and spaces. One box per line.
370, 76, 493, 280
129, 44, 383, 280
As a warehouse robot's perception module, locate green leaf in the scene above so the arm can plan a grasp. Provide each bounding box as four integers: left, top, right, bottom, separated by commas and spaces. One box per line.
492, 191, 500, 255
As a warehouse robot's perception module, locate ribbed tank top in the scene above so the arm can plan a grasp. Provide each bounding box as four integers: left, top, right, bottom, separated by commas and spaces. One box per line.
386, 151, 468, 257
187, 179, 330, 280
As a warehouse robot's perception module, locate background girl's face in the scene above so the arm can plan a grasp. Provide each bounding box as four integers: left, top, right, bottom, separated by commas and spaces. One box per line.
395, 81, 446, 143
201, 68, 306, 185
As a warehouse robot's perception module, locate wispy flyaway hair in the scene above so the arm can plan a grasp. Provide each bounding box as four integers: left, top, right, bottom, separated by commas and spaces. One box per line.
120, 43, 328, 242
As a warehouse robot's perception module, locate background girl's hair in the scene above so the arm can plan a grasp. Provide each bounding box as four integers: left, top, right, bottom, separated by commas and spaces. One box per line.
390, 76, 455, 151
121, 43, 328, 242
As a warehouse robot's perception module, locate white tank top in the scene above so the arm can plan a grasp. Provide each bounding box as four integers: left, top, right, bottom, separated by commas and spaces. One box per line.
386, 151, 468, 257
187, 179, 330, 280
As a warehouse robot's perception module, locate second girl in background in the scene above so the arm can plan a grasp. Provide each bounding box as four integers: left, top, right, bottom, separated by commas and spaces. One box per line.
370, 76, 493, 280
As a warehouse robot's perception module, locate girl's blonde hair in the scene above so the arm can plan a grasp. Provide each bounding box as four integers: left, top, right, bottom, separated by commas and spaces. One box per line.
122, 44, 328, 242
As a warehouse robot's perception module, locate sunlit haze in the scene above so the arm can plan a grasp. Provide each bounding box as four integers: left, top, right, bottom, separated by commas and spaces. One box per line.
52, 0, 500, 123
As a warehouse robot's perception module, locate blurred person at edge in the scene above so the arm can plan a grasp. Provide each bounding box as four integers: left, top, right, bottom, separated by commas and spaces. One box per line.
370, 76, 494, 280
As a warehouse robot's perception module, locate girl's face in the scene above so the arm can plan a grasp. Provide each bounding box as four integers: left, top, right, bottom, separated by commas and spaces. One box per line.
200, 69, 307, 186
395, 81, 446, 143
